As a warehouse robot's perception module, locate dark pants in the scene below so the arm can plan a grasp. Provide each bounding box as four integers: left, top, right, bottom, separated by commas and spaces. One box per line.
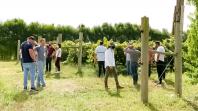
126, 61, 131, 75
105, 67, 120, 88
156, 60, 166, 84
98, 61, 105, 77
46, 57, 52, 72
55, 57, 61, 71
148, 63, 151, 77
130, 62, 138, 85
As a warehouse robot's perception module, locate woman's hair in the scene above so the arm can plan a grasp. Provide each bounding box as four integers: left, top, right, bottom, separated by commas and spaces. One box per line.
58, 44, 61, 48
39, 38, 45, 43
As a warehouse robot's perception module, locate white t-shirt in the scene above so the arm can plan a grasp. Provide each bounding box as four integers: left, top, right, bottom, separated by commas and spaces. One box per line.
105, 48, 115, 68
126, 53, 130, 61
155, 46, 165, 62
95, 45, 107, 61
56, 48, 62, 58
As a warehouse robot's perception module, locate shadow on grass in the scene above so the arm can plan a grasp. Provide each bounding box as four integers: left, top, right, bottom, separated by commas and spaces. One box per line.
161, 84, 175, 92
46, 73, 72, 79
146, 103, 159, 111
13, 87, 44, 102
134, 84, 140, 91
13, 91, 29, 102
183, 98, 198, 111
107, 90, 122, 98
165, 79, 174, 87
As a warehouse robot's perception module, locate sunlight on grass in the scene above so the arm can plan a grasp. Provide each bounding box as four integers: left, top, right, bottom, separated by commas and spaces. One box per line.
0, 62, 197, 111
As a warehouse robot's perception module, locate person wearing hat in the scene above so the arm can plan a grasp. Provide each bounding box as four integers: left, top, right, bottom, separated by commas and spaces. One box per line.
104, 42, 123, 91
95, 41, 107, 77
21, 36, 38, 91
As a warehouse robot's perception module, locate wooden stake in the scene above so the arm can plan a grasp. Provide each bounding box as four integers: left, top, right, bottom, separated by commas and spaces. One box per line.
77, 32, 83, 74
57, 33, 62, 44
17, 40, 20, 61
140, 16, 149, 103
174, 0, 184, 97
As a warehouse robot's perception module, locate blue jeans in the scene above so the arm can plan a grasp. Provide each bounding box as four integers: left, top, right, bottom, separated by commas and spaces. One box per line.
37, 61, 45, 86
23, 63, 36, 88
126, 61, 131, 75
130, 62, 138, 84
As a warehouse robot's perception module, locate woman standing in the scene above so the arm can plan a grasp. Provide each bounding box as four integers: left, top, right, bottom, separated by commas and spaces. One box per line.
35, 38, 46, 87
55, 44, 62, 74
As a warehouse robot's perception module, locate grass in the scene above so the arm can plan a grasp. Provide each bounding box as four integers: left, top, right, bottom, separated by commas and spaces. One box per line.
0, 61, 197, 111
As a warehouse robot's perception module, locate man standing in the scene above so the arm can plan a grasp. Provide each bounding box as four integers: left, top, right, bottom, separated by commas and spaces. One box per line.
21, 36, 37, 91
35, 38, 46, 87
46, 43, 55, 73
155, 41, 165, 84
95, 41, 107, 77
126, 44, 141, 85
104, 43, 123, 91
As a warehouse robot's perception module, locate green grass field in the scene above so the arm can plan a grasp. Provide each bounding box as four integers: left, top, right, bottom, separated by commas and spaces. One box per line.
0, 62, 197, 111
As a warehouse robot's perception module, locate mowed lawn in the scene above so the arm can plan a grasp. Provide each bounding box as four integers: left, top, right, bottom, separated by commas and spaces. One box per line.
0, 62, 197, 111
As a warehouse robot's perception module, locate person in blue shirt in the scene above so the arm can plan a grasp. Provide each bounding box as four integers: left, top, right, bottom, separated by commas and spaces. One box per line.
21, 36, 38, 91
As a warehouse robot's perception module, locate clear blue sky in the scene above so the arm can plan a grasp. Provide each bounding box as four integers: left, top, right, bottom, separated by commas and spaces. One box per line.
0, 0, 195, 32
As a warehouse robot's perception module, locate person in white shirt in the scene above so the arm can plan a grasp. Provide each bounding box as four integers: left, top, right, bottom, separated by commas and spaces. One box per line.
95, 41, 107, 77
154, 41, 165, 84
124, 43, 131, 75
55, 44, 62, 74
104, 42, 123, 91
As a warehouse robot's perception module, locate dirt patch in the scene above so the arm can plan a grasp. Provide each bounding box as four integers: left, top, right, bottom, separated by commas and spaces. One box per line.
46, 80, 82, 93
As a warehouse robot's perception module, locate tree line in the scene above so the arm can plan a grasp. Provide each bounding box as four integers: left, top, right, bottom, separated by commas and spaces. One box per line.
0, 19, 169, 60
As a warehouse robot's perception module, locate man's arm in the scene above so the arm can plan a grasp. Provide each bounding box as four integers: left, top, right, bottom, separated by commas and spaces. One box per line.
29, 49, 36, 62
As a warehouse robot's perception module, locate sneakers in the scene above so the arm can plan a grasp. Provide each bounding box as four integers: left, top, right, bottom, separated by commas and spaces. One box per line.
117, 86, 124, 89
24, 87, 28, 91
30, 87, 39, 91
42, 84, 46, 87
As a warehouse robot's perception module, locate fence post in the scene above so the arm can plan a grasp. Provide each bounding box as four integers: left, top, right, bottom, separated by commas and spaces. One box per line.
57, 33, 62, 44
140, 16, 149, 104
17, 40, 20, 61
174, 0, 184, 97
77, 32, 83, 74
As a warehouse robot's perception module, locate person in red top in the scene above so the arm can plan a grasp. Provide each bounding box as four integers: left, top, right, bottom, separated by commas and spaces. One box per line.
46, 43, 55, 73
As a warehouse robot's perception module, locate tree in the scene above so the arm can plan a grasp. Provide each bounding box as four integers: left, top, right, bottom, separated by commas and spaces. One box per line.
184, 0, 198, 83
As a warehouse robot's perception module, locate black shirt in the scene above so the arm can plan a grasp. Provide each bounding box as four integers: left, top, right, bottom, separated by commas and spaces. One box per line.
21, 41, 34, 63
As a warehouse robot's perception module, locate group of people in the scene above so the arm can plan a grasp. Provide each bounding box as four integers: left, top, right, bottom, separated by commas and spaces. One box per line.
20, 36, 62, 91
95, 41, 166, 91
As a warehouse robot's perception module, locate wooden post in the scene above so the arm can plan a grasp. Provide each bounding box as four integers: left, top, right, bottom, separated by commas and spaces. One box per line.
17, 40, 20, 61
57, 33, 62, 44
140, 16, 149, 103
174, 0, 184, 97
77, 32, 83, 74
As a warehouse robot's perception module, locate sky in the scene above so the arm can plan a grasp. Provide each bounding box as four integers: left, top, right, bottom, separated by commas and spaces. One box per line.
0, 0, 195, 32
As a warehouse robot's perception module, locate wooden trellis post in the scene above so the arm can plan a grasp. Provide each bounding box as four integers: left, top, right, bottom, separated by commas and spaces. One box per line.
77, 32, 83, 74
57, 33, 62, 44
17, 40, 20, 61
174, 0, 184, 97
140, 16, 149, 103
